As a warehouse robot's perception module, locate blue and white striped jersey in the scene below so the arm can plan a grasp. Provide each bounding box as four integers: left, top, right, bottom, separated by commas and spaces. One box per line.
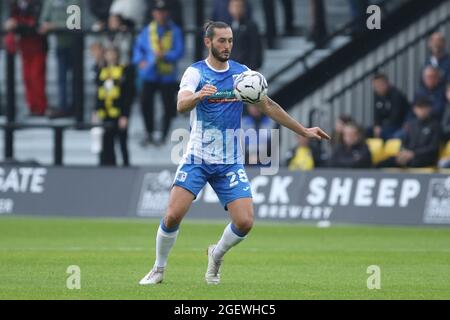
179, 59, 249, 164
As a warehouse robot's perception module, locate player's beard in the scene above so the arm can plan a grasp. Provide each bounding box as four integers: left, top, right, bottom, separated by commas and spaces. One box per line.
211, 44, 230, 63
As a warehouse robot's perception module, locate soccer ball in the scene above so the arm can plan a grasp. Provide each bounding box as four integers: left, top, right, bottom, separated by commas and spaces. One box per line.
233, 70, 268, 104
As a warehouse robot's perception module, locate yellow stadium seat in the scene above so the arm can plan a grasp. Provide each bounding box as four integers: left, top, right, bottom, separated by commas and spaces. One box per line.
383, 139, 402, 160
366, 138, 384, 164
440, 141, 450, 159
405, 168, 437, 174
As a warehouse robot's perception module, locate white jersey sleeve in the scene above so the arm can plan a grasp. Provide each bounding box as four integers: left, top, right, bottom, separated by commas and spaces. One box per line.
179, 67, 201, 93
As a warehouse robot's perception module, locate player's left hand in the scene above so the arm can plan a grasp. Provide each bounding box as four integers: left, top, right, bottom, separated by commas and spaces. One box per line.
304, 127, 331, 141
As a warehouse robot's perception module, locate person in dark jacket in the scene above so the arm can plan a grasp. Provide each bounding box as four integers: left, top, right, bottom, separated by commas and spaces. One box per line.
442, 83, 450, 141
329, 122, 372, 169
94, 46, 133, 167
378, 98, 441, 168
89, 0, 113, 31
4, 0, 48, 116
424, 32, 450, 83
309, 0, 328, 48
414, 66, 446, 119
212, 0, 252, 26
263, 0, 294, 49
228, 0, 263, 70
347, 0, 369, 35
39, 0, 82, 118
371, 73, 410, 140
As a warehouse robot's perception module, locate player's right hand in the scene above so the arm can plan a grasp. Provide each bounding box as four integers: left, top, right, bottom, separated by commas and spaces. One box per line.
196, 84, 217, 100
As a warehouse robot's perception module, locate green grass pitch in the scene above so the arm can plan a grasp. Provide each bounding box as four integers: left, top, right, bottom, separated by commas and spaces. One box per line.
0, 216, 449, 300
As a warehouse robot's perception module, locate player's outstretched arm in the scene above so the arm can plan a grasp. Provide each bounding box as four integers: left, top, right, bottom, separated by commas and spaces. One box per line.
177, 85, 218, 113
256, 96, 331, 141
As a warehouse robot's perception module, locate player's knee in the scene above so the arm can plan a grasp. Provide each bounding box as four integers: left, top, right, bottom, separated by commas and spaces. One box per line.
164, 214, 182, 229
235, 215, 254, 234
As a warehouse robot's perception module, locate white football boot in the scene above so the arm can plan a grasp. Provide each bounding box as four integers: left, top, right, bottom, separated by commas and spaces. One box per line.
139, 266, 165, 285
205, 244, 223, 285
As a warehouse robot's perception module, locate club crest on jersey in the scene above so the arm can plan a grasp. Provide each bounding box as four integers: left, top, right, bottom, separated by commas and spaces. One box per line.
176, 171, 188, 182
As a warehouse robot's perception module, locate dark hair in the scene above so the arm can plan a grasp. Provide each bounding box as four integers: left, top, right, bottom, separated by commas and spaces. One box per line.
344, 121, 365, 141
344, 121, 362, 131
338, 114, 354, 124
414, 97, 432, 108
204, 20, 231, 40
372, 73, 388, 81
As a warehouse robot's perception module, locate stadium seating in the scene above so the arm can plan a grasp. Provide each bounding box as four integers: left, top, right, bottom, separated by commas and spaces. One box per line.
440, 140, 450, 160
366, 138, 384, 165
383, 139, 402, 161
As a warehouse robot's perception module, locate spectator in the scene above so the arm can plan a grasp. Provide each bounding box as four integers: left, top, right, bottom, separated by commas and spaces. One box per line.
89, 41, 106, 113
286, 135, 322, 171
320, 114, 354, 168
370, 73, 410, 140
228, 0, 263, 70
328, 122, 372, 169
109, 0, 146, 30
263, 0, 295, 49
309, 0, 328, 48
39, 0, 82, 118
133, 0, 184, 146
347, 0, 369, 35
4, 0, 48, 116
241, 104, 275, 166
331, 114, 354, 146
378, 98, 441, 168
414, 66, 446, 119
102, 14, 134, 65
424, 32, 450, 83
146, 0, 184, 30
212, 0, 252, 26
90, 42, 106, 73
441, 83, 450, 142
88, 0, 113, 31
100, 14, 136, 110
93, 46, 133, 167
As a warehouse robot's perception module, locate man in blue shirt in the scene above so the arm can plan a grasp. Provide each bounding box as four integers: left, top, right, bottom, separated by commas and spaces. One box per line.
133, 0, 184, 146
139, 21, 330, 286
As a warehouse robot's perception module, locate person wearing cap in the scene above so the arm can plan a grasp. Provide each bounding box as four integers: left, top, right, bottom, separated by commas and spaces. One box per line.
133, 0, 184, 146
145, 0, 184, 31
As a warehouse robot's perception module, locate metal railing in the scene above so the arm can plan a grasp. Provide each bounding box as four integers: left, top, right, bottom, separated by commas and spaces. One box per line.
0, 0, 209, 165
280, 0, 450, 159
267, 0, 395, 85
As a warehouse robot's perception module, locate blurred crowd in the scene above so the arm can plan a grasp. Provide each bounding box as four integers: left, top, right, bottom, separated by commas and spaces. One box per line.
285, 31, 450, 171
2, 0, 448, 170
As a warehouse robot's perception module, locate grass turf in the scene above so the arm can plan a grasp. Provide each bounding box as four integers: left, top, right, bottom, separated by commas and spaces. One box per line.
0, 216, 449, 300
